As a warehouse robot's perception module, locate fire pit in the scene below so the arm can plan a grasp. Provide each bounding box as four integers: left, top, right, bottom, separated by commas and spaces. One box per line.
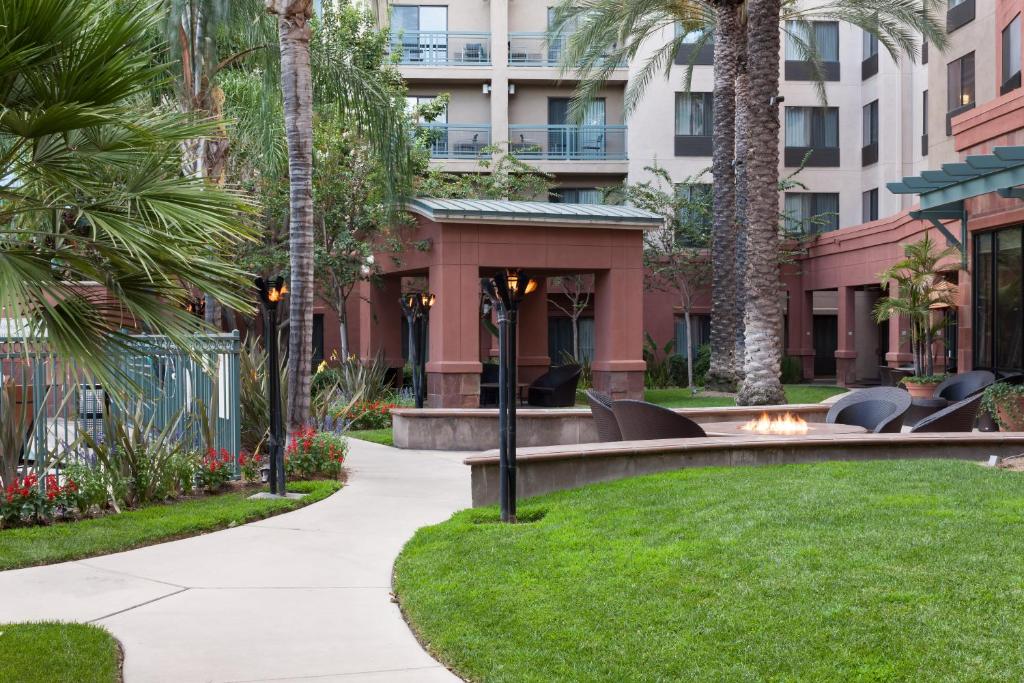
702, 412, 866, 437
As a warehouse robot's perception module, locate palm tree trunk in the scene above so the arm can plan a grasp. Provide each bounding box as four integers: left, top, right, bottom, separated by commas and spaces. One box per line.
705, 0, 741, 392
733, 47, 750, 383
268, 0, 315, 430
736, 0, 785, 406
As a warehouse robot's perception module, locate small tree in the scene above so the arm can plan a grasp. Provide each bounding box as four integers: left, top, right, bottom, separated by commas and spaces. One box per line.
549, 274, 593, 361
417, 146, 552, 200
874, 234, 959, 377
623, 166, 712, 392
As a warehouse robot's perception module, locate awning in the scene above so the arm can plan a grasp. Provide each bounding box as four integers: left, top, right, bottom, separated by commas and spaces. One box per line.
886, 145, 1024, 268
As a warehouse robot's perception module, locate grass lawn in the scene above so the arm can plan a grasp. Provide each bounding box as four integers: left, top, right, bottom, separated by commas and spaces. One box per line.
349, 428, 394, 446
0, 480, 340, 571
0, 622, 120, 683
645, 383, 846, 408
395, 460, 1024, 682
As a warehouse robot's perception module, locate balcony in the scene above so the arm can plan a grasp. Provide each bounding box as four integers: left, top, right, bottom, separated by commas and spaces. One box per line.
418, 124, 492, 159
507, 33, 625, 68
507, 125, 627, 160
389, 31, 491, 66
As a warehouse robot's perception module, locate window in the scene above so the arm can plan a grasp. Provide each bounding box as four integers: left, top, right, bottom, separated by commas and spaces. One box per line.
784, 107, 839, 166
921, 90, 929, 156
863, 31, 878, 59
675, 183, 712, 239
784, 193, 840, 234
862, 189, 878, 222
550, 188, 603, 204
674, 23, 714, 65
946, 0, 975, 32
1002, 15, 1021, 94
862, 100, 878, 165
785, 21, 840, 80
674, 93, 714, 155
675, 315, 711, 360
922, 38, 929, 64
391, 5, 448, 63
862, 31, 879, 79
946, 52, 975, 132
974, 227, 1023, 371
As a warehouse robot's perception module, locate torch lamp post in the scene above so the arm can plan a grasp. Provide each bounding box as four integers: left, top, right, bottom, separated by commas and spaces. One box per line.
255, 276, 287, 496
399, 292, 435, 408
481, 269, 538, 522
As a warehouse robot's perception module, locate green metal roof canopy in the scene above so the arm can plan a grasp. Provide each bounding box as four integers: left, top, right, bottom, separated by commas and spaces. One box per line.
407, 198, 663, 227
887, 145, 1024, 267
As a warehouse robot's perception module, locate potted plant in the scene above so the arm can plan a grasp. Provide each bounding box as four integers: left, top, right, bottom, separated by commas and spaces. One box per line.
981, 382, 1024, 431
902, 374, 947, 399
874, 235, 960, 391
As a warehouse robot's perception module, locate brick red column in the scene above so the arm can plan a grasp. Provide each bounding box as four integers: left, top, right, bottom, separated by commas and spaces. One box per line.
516, 277, 549, 384
358, 276, 403, 370
787, 288, 815, 381
592, 267, 645, 399
425, 263, 482, 407
835, 286, 857, 386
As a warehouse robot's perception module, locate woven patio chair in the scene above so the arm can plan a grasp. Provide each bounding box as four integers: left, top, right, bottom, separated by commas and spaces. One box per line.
610, 400, 706, 440
933, 370, 995, 402
910, 393, 983, 433
585, 389, 622, 442
826, 387, 911, 433
527, 364, 582, 408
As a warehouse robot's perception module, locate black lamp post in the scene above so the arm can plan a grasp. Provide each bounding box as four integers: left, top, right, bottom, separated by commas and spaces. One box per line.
399, 291, 435, 408
481, 269, 538, 522
255, 276, 287, 496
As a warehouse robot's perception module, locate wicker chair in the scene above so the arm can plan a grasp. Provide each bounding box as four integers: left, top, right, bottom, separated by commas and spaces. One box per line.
610, 400, 706, 440
825, 387, 911, 433
586, 389, 622, 442
933, 370, 995, 402
910, 393, 983, 433
526, 364, 583, 407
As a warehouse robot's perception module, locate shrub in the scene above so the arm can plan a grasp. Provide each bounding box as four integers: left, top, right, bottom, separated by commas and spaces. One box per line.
1, 472, 81, 528
330, 399, 396, 430
285, 427, 347, 480
643, 333, 675, 389
196, 448, 233, 493
62, 462, 115, 514
981, 382, 1024, 430
780, 356, 804, 384
238, 450, 264, 483
240, 336, 288, 455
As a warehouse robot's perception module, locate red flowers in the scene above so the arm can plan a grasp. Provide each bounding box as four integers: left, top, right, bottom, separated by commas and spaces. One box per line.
2, 472, 79, 526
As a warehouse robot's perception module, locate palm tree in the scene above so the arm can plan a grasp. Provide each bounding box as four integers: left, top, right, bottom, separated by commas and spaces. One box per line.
0, 0, 254, 387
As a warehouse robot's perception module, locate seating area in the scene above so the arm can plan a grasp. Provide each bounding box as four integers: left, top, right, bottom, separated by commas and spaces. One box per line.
481, 363, 582, 408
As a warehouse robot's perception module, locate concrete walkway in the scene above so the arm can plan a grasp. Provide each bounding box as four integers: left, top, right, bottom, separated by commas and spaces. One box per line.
0, 440, 469, 682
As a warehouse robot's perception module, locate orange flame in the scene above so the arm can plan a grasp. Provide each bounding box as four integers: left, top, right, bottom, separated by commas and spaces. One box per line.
740, 412, 808, 435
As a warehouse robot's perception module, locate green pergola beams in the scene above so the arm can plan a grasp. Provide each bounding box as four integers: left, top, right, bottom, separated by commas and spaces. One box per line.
909, 204, 968, 269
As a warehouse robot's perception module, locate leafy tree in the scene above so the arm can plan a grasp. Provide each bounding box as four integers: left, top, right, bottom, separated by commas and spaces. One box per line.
0, 0, 254, 386
417, 147, 553, 201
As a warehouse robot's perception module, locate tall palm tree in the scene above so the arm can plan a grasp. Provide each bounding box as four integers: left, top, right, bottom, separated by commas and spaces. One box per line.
0, 0, 254, 387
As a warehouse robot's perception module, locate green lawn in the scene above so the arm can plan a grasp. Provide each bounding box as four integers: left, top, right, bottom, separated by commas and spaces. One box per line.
0, 480, 340, 571
645, 383, 846, 408
395, 460, 1024, 682
0, 622, 120, 683
349, 428, 394, 446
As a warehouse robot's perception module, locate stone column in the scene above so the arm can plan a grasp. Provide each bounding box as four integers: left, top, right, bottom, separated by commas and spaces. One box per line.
426, 263, 482, 407
884, 280, 914, 367
787, 289, 815, 381
834, 286, 857, 386
358, 276, 404, 370
592, 267, 645, 399
488, 0, 509, 151
516, 277, 549, 384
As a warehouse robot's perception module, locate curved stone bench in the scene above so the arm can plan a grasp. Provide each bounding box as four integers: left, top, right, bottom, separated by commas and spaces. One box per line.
463, 432, 1024, 507
393, 403, 830, 450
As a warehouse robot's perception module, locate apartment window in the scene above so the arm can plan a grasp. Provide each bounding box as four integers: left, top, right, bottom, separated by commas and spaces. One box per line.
675, 315, 711, 359
862, 100, 879, 166
784, 107, 839, 167
921, 90, 929, 156
862, 189, 879, 223
946, 0, 975, 33
974, 227, 1024, 371
674, 92, 714, 156
1002, 15, 1022, 94
391, 5, 449, 63
675, 183, 712, 240
862, 31, 878, 79
922, 39, 929, 64
946, 52, 975, 133
784, 193, 840, 234
674, 24, 714, 65
785, 21, 840, 80
550, 188, 603, 204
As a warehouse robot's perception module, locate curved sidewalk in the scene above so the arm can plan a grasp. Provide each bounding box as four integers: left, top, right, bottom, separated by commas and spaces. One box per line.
0, 440, 469, 682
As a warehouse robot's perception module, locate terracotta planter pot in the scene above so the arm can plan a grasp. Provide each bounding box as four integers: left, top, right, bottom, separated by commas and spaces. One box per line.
995, 396, 1024, 431
904, 381, 940, 399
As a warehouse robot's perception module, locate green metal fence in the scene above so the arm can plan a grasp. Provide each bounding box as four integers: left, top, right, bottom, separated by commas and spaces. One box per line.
0, 332, 241, 472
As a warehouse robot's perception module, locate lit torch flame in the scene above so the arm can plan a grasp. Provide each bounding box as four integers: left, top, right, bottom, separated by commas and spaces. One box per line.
740, 412, 809, 435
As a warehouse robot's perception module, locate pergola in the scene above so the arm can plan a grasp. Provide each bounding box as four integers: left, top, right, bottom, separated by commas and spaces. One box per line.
357, 198, 663, 407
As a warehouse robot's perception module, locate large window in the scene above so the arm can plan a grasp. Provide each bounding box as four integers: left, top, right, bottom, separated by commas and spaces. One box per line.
862, 31, 878, 79
675, 315, 711, 359
674, 23, 714, 65
1002, 15, 1021, 94
784, 193, 840, 234
862, 100, 878, 166
947, 52, 975, 113
674, 92, 714, 155
862, 188, 878, 222
784, 107, 839, 166
391, 5, 448, 63
785, 21, 839, 80
975, 227, 1023, 371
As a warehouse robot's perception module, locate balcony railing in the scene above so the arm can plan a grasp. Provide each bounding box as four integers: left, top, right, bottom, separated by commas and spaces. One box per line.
389, 31, 491, 66
507, 32, 625, 67
418, 124, 492, 159
507, 125, 627, 160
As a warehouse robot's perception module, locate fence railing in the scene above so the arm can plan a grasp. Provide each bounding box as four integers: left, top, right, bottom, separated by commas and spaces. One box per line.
0, 332, 241, 473
389, 31, 492, 66
507, 124, 628, 160
507, 33, 626, 67
418, 123, 492, 159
